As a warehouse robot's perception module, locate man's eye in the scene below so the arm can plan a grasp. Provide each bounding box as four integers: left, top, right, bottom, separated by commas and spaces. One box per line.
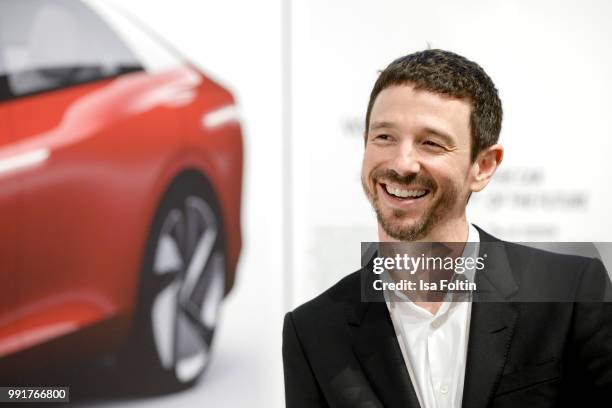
423, 140, 442, 148
375, 134, 391, 140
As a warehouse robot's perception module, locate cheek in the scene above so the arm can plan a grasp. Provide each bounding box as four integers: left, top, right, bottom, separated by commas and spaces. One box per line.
361, 150, 378, 179
428, 163, 469, 191
362, 146, 393, 173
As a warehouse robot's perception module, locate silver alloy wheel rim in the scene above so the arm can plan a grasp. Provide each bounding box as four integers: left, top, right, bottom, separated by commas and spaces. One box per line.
150, 196, 225, 383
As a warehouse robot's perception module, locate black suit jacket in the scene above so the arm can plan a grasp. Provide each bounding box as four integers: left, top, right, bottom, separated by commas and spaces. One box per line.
282, 228, 612, 407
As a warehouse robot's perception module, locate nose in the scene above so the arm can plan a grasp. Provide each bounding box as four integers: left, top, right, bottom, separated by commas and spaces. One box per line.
391, 140, 421, 175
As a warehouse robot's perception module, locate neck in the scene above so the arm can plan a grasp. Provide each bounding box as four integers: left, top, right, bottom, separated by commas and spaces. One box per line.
379, 215, 470, 315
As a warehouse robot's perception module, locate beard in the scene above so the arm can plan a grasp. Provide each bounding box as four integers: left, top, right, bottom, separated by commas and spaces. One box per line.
362, 168, 460, 241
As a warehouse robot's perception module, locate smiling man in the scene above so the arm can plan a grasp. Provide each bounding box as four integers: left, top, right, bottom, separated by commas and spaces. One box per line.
283, 50, 612, 408
362, 79, 500, 244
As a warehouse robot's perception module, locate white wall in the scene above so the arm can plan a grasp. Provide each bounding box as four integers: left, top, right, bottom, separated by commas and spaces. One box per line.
92, 1, 612, 406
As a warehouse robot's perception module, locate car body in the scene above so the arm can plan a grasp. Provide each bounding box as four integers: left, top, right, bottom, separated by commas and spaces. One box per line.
0, 0, 243, 389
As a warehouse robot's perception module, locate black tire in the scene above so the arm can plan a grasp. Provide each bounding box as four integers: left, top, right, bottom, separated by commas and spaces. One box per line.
119, 174, 227, 394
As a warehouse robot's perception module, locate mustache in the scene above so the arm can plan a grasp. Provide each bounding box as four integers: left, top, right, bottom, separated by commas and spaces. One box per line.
371, 169, 436, 190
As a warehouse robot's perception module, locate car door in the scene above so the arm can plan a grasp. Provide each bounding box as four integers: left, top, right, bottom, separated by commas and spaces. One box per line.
0, 0, 153, 355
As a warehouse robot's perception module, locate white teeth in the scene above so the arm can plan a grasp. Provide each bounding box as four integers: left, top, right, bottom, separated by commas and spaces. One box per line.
384, 184, 426, 198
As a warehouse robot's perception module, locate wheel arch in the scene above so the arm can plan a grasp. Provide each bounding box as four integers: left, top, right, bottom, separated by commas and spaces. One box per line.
137, 166, 232, 299
116, 167, 230, 391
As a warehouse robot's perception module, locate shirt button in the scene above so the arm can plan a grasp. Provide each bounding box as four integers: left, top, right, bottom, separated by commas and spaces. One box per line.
439, 385, 449, 394
431, 320, 441, 329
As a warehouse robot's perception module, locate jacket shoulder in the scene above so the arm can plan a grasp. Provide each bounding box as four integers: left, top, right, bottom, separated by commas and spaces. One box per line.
478, 225, 598, 268
286, 269, 363, 338
478, 227, 609, 300
291, 270, 361, 317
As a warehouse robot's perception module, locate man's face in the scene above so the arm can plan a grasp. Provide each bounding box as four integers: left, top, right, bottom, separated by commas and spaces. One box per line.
362, 84, 475, 241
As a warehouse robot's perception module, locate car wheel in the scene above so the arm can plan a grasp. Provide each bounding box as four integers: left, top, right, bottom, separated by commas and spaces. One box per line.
122, 177, 226, 393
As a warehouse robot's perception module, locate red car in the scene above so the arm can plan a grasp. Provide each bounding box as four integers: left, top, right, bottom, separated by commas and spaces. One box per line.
0, 0, 243, 391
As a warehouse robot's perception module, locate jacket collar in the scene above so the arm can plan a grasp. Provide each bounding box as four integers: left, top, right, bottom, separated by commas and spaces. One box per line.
463, 225, 519, 408
351, 301, 421, 407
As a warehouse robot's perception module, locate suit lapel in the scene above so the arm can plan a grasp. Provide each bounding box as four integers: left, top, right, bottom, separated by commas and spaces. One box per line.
351, 301, 421, 408
352, 230, 520, 408
462, 301, 518, 408
462, 229, 519, 408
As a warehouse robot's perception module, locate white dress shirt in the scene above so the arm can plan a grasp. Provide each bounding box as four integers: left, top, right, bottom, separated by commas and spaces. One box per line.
385, 224, 480, 408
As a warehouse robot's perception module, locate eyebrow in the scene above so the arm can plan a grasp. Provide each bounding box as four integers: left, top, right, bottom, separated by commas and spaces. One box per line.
368, 121, 397, 132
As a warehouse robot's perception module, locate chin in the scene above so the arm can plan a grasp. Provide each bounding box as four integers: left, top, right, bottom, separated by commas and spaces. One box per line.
378, 214, 430, 241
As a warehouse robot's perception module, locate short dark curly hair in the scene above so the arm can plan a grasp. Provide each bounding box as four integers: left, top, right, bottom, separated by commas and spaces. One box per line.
365, 49, 503, 161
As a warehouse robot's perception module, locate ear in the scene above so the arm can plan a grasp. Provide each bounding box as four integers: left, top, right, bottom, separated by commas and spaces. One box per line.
469, 144, 503, 192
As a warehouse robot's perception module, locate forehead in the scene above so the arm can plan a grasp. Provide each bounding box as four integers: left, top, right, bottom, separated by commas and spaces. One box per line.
369, 84, 472, 141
